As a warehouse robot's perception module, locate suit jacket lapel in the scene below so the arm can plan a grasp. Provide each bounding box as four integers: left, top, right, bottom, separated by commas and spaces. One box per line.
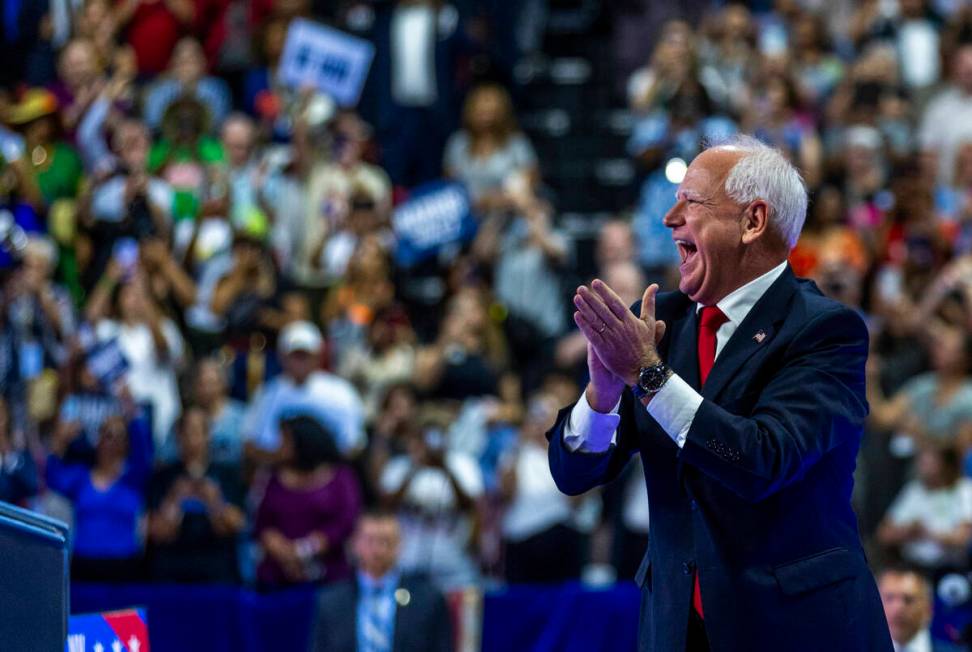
665, 301, 701, 391
700, 266, 798, 401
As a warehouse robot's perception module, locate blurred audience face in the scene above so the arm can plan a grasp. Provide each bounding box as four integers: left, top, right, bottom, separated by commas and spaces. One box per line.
811, 186, 845, 228
442, 288, 487, 350
78, 0, 111, 37
954, 45, 972, 95
166, 100, 207, 146
656, 20, 692, 62
58, 39, 100, 90
177, 407, 210, 463
170, 38, 207, 85
114, 120, 151, 172
929, 327, 968, 375
221, 116, 256, 169
915, 446, 959, 489
721, 5, 751, 43
260, 18, 289, 65
97, 416, 129, 463
522, 393, 558, 443
332, 112, 369, 166
663, 148, 776, 305
845, 145, 879, 179
22, 115, 56, 148
348, 197, 380, 238
349, 236, 390, 283
20, 238, 56, 291
193, 360, 228, 409
381, 385, 418, 429
596, 220, 635, 269
763, 76, 795, 116
117, 281, 150, 323
602, 261, 646, 307
464, 85, 513, 136
281, 292, 311, 324
353, 514, 401, 579
879, 570, 931, 645
283, 350, 318, 384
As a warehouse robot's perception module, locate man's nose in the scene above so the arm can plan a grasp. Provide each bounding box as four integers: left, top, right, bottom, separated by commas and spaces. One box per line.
663, 203, 683, 228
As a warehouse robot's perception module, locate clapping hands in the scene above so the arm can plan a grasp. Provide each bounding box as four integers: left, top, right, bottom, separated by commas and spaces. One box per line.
573, 280, 667, 411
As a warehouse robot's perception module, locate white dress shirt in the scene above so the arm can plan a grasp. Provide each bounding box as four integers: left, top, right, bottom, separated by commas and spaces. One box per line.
391, 4, 437, 106
563, 261, 788, 452
893, 629, 932, 652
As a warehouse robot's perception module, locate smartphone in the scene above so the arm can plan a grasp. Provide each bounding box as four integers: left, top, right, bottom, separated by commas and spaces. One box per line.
112, 238, 139, 277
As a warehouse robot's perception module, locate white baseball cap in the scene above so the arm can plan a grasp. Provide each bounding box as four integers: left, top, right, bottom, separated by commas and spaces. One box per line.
278, 321, 323, 355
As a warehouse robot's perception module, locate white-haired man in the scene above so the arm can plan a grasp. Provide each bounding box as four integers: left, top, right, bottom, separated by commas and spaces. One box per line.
548, 137, 893, 651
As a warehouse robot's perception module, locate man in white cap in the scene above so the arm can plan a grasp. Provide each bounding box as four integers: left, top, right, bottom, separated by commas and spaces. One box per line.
242, 321, 365, 462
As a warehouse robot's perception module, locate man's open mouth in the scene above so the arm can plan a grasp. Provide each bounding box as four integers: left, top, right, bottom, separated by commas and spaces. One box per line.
675, 239, 697, 264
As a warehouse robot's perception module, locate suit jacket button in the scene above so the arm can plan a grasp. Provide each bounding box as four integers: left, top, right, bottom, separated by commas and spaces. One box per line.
690, 500, 698, 511
682, 561, 696, 576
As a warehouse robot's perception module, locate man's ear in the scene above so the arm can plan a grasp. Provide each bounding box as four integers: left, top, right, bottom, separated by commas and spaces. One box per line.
740, 200, 771, 245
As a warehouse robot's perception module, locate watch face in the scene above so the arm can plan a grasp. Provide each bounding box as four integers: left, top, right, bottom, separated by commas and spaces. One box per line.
639, 364, 668, 392
638, 367, 653, 389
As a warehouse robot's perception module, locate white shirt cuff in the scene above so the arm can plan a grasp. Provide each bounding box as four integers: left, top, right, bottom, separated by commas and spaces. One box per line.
562, 392, 621, 453
645, 373, 702, 448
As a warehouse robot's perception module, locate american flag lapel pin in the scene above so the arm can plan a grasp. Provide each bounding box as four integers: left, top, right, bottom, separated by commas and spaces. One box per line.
753, 330, 766, 344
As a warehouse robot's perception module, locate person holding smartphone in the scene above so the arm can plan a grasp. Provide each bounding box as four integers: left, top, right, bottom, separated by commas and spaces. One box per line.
379, 411, 483, 590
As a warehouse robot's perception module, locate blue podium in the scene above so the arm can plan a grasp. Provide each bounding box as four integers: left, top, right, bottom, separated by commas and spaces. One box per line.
0, 501, 70, 651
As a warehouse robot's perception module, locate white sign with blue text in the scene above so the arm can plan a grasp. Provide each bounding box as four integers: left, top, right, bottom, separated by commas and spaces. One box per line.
278, 19, 375, 107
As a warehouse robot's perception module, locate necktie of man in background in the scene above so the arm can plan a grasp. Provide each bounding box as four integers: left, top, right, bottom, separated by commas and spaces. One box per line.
361, 584, 393, 652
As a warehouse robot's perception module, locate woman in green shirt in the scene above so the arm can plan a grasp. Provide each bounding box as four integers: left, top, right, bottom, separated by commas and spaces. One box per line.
148, 95, 225, 225
5, 89, 84, 206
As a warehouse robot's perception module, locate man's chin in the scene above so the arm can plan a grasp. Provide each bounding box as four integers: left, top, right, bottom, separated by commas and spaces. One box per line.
678, 277, 701, 301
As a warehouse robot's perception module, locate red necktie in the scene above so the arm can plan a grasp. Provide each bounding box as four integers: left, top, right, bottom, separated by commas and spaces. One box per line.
698, 306, 728, 386
692, 305, 728, 619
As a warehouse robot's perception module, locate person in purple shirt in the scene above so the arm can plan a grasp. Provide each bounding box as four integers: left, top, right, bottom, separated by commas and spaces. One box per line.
254, 415, 362, 589
46, 412, 152, 582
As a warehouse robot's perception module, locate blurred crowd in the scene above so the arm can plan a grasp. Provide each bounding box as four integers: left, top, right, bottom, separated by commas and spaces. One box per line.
3, 0, 972, 640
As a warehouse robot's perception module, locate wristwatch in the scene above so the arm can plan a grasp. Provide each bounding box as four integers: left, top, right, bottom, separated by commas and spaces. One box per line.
631, 361, 673, 402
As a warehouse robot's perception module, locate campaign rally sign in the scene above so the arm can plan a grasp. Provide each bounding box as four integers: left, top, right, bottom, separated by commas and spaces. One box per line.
85, 338, 130, 391
66, 608, 149, 652
278, 19, 375, 107
393, 181, 478, 267
75, 322, 130, 390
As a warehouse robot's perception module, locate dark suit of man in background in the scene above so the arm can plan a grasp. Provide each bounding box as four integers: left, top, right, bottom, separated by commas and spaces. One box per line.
548, 136, 894, 651
310, 510, 453, 652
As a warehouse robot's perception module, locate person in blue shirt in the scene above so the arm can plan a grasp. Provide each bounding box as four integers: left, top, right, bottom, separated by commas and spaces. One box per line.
46, 412, 152, 582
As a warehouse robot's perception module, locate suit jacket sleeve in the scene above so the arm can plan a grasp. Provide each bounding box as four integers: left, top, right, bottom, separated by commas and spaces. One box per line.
547, 392, 640, 496
679, 306, 869, 503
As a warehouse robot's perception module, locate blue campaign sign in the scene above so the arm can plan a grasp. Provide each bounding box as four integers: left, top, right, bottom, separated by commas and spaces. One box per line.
67, 608, 150, 652
85, 338, 130, 390
277, 19, 375, 107
392, 181, 478, 267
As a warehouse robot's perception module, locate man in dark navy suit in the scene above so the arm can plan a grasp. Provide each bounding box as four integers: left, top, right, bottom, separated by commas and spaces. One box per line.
548, 135, 894, 651
879, 567, 969, 652
310, 510, 453, 652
